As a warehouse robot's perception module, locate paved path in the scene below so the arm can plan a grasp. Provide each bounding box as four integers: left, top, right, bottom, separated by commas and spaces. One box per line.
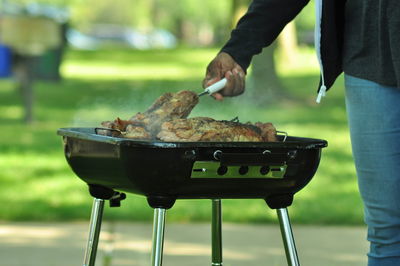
0, 222, 368, 266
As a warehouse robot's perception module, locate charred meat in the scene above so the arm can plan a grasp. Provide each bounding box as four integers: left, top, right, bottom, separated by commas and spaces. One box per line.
129, 90, 199, 135
157, 117, 277, 142
100, 90, 278, 142
100, 90, 198, 138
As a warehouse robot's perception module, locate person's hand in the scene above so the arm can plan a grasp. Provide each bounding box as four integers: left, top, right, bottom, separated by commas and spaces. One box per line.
202, 52, 245, 101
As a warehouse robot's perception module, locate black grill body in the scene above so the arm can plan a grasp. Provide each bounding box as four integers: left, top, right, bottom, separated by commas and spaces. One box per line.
59, 127, 327, 208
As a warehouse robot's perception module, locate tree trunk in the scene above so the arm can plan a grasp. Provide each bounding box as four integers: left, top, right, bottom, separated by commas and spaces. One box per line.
246, 43, 286, 105
231, 0, 251, 29
149, 0, 161, 28
230, 0, 296, 104
277, 21, 298, 66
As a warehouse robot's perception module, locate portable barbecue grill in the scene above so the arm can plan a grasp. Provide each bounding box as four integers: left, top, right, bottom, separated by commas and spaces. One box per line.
58, 127, 327, 266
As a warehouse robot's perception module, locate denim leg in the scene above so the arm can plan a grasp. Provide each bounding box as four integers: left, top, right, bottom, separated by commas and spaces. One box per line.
344, 74, 400, 265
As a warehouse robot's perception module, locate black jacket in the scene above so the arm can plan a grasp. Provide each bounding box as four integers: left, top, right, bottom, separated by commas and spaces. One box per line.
221, 0, 347, 97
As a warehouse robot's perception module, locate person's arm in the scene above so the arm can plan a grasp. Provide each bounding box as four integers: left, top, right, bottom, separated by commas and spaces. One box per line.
203, 0, 309, 100
222, 0, 310, 71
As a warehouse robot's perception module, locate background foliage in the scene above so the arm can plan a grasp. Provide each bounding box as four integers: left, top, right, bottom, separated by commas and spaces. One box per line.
3, 0, 314, 45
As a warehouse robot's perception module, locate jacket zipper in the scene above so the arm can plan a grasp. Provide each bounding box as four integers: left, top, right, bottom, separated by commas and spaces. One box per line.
315, 0, 327, 103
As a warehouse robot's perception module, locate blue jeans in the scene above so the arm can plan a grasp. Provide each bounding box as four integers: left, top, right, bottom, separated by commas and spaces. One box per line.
345, 74, 400, 266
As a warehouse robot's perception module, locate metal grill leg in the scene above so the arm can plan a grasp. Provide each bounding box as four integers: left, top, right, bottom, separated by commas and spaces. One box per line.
211, 199, 223, 266
151, 208, 166, 266
83, 198, 105, 266
277, 208, 300, 266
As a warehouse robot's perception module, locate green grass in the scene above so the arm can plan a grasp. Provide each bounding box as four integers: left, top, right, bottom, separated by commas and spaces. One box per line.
0, 47, 364, 224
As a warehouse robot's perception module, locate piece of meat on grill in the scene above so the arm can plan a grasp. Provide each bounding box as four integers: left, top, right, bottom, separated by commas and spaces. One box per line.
129, 90, 199, 135
100, 90, 199, 138
124, 125, 151, 139
254, 122, 278, 142
99, 117, 144, 138
99, 90, 278, 142
157, 117, 278, 142
101, 117, 141, 132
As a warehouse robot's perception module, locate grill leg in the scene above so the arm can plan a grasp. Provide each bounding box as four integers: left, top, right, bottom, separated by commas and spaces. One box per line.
211, 199, 223, 266
151, 208, 167, 266
277, 208, 300, 266
83, 198, 105, 266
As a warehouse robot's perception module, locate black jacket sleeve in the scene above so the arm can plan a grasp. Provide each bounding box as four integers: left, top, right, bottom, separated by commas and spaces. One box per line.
221, 0, 310, 71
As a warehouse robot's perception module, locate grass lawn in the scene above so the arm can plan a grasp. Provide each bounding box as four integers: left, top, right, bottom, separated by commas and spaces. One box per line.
0, 47, 364, 225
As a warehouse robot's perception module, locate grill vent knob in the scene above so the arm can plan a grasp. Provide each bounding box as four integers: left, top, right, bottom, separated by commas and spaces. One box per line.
239, 166, 249, 175
260, 166, 270, 175
217, 165, 228, 175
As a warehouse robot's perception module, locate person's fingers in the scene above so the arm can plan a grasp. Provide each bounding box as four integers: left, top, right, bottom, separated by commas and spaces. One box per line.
201, 77, 208, 89
212, 93, 224, 101
202, 61, 222, 88
203, 76, 219, 88
220, 69, 243, 97
209, 68, 232, 100
234, 65, 245, 80
240, 73, 245, 94
232, 66, 245, 95
222, 70, 235, 96
210, 69, 243, 99
232, 69, 242, 96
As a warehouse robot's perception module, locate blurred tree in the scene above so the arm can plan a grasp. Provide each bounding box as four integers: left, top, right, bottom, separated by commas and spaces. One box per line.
249, 22, 300, 104
71, 0, 140, 29
247, 42, 288, 105
230, 0, 284, 103
154, 0, 231, 45
294, 2, 315, 46
277, 22, 298, 66
230, 0, 304, 104
231, 0, 250, 28
295, 1, 315, 31
5, 0, 313, 48
68, 0, 231, 45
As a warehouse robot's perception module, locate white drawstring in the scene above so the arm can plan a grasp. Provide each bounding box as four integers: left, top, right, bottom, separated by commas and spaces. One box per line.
316, 84, 327, 104
314, 0, 326, 104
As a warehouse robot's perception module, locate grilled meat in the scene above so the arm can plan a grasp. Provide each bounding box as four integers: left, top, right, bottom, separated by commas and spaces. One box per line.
129, 90, 199, 135
157, 117, 277, 142
100, 90, 199, 138
101, 117, 142, 132
254, 122, 278, 142
124, 125, 151, 139
99, 117, 144, 138
100, 90, 278, 142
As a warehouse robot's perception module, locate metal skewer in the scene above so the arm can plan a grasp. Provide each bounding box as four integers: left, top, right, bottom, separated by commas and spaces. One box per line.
198, 78, 227, 97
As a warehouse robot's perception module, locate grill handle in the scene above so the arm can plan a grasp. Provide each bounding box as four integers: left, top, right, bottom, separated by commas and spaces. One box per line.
214, 151, 287, 166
